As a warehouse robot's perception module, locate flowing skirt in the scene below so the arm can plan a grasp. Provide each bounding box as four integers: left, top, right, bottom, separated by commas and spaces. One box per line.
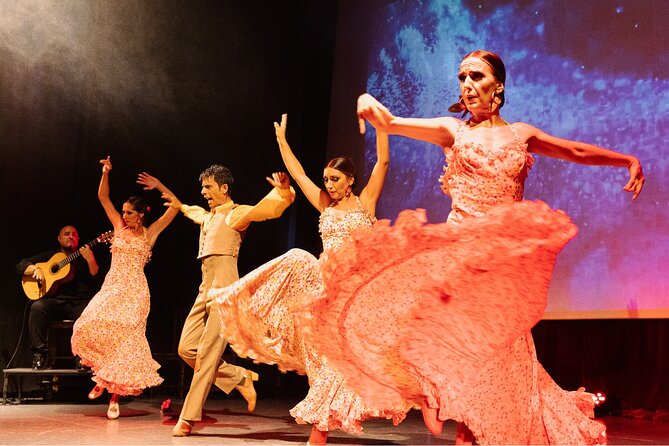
72, 269, 162, 396
211, 248, 410, 434
300, 201, 605, 444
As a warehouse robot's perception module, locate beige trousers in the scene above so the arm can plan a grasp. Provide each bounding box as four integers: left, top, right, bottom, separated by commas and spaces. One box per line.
178, 255, 247, 421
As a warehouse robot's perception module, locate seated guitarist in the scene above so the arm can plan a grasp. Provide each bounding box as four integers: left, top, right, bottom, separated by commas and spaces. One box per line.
17, 225, 100, 370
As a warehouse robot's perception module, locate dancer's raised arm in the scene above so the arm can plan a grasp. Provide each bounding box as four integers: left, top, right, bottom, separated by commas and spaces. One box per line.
136, 172, 180, 246
358, 130, 390, 217
98, 156, 125, 231
274, 113, 331, 212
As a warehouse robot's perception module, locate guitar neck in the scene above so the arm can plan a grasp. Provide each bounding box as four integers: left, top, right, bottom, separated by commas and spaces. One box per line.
57, 239, 100, 270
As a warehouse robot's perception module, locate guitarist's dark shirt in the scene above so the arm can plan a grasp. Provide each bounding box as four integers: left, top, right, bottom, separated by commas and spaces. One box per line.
17, 250, 100, 301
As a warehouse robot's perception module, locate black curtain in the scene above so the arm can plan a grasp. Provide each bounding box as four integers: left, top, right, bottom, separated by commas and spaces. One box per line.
534, 319, 669, 412
0, 1, 337, 395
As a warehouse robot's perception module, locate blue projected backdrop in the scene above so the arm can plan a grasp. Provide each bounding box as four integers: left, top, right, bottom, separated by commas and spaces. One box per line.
349, 0, 668, 318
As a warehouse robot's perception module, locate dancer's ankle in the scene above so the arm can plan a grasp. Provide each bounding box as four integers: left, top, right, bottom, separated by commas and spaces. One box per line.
308, 426, 328, 445
455, 422, 475, 445
421, 399, 444, 435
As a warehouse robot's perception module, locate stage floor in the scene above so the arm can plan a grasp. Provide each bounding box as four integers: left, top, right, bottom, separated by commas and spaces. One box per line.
1, 395, 668, 445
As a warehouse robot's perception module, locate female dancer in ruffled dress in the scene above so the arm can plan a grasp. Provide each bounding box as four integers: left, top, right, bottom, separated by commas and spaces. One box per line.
210, 114, 409, 444
71, 156, 179, 419
300, 50, 644, 444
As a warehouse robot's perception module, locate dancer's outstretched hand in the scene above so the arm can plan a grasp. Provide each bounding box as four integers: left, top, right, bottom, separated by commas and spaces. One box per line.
623, 158, 644, 200
266, 172, 290, 189
357, 93, 394, 134
137, 172, 162, 190
100, 156, 112, 174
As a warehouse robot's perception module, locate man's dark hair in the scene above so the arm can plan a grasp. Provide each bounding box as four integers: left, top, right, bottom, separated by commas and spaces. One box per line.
199, 164, 235, 196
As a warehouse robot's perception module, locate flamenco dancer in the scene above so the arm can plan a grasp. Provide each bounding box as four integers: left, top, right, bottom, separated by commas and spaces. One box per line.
210, 114, 410, 445
71, 157, 179, 419
301, 50, 644, 444
167, 164, 295, 437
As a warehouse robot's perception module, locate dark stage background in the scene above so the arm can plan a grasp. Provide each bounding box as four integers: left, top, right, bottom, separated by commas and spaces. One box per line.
0, 0, 667, 413
0, 0, 337, 399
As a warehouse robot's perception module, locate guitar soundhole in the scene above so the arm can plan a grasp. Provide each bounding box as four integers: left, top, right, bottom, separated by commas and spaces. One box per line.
50, 265, 60, 273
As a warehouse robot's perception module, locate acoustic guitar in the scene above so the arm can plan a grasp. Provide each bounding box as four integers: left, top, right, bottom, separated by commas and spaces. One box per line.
22, 231, 113, 300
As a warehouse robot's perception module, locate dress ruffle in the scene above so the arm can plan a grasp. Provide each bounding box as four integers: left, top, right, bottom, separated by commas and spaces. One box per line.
213, 248, 321, 374
299, 201, 604, 444
211, 248, 410, 434
73, 318, 163, 396
289, 355, 407, 434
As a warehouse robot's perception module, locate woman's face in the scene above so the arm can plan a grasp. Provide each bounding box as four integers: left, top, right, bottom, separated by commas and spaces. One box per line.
122, 203, 144, 229
323, 167, 353, 200
458, 57, 502, 113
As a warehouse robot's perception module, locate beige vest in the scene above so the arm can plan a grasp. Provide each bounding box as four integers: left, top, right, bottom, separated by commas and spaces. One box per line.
197, 206, 243, 259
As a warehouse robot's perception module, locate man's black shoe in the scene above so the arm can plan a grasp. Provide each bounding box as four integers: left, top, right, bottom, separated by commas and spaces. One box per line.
32, 353, 47, 370
74, 356, 90, 372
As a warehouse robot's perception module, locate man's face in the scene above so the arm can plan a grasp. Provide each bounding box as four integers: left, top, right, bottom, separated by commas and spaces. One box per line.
200, 176, 229, 209
58, 226, 80, 251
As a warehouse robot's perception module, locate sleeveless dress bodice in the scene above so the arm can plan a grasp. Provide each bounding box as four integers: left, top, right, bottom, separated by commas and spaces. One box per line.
441, 122, 534, 223
106, 229, 152, 279
319, 197, 375, 252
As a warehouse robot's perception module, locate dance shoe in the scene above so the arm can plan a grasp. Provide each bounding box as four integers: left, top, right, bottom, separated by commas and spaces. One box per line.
107, 401, 120, 420
160, 398, 172, 413
32, 352, 46, 370
172, 418, 195, 437
421, 399, 444, 435
235, 370, 259, 412
74, 356, 90, 372
307, 426, 328, 445
88, 385, 104, 400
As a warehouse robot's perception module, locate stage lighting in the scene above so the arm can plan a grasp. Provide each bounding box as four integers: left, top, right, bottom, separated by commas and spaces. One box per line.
592, 392, 607, 406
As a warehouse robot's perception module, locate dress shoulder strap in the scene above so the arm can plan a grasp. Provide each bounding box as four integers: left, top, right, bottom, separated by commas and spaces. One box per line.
355, 195, 376, 222
507, 123, 523, 145
453, 121, 466, 146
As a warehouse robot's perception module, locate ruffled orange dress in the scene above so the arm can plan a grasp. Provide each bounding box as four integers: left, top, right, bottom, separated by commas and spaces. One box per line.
211, 198, 410, 434
71, 227, 162, 396
300, 123, 606, 444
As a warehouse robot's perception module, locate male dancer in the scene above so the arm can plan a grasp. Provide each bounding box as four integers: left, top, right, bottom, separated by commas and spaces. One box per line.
166, 165, 294, 436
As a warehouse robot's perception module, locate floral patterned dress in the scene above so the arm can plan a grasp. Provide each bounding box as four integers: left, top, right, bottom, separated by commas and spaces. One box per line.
211, 197, 410, 434
71, 227, 162, 396
300, 123, 606, 444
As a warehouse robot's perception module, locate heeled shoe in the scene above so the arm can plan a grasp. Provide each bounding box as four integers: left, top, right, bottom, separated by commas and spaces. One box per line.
172, 418, 195, 437
107, 401, 120, 420
307, 426, 328, 445
421, 399, 443, 436
235, 370, 259, 412
88, 385, 104, 400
